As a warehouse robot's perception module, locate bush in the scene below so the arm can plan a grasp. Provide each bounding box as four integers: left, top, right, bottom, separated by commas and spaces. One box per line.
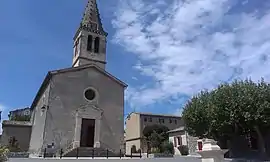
0, 145, 9, 162
8, 137, 21, 152
178, 145, 189, 156
161, 142, 174, 154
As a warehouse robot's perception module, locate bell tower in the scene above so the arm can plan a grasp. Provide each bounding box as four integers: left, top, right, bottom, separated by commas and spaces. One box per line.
72, 0, 108, 69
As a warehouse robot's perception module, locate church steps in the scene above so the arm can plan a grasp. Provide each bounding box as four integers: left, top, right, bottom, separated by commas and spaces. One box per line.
63, 147, 118, 157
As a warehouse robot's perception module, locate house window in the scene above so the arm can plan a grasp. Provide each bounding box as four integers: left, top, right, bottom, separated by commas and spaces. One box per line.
169, 119, 172, 123
144, 118, 147, 122
159, 118, 164, 123
175, 120, 177, 124
148, 118, 152, 122
177, 136, 182, 146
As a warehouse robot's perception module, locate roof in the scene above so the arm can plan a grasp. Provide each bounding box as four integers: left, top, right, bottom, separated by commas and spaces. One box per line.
9, 107, 30, 113
168, 126, 185, 133
2, 120, 32, 127
30, 64, 128, 110
132, 112, 182, 118
74, 0, 107, 39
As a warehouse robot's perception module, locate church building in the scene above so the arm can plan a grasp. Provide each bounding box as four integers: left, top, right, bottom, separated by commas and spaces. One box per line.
1, 0, 127, 157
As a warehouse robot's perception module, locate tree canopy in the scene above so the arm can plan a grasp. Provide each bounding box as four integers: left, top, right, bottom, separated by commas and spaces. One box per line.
182, 79, 270, 156
143, 124, 170, 153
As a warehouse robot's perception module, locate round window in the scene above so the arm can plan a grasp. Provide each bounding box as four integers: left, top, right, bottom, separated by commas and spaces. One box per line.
84, 89, 96, 101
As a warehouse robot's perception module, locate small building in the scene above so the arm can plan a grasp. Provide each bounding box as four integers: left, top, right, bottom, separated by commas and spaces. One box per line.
125, 112, 184, 155
168, 127, 188, 155
8, 107, 32, 121
168, 127, 199, 155
1, 120, 32, 152
1, 108, 33, 152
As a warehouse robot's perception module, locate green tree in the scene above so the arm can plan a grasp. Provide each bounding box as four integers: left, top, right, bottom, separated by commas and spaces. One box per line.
143, 124, 169, 153
182, 79, 270, 157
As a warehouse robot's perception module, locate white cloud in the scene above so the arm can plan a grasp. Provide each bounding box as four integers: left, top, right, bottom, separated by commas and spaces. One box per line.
0, 104, 6, 112
113, 0, 270, 108
174, 108, 184, 116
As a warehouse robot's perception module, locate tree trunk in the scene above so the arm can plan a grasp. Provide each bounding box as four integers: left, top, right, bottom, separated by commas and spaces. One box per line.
228, 123, 239, 158
254, 125, 266, 159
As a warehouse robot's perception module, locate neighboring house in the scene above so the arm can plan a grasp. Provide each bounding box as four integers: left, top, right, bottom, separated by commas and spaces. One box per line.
168, 127, 188, 155
125, 112, 184, 155
168, 127, 199, 155
1, 120, 32, 152
8, 107, 32, 120
1, 108, 33, 152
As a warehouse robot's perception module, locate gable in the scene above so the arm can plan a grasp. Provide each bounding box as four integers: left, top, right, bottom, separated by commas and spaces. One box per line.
30, 64, 127, 110
51, 65, 127, 88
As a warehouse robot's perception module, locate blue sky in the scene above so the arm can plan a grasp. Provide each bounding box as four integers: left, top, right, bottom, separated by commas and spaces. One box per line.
0, 0, 270, 125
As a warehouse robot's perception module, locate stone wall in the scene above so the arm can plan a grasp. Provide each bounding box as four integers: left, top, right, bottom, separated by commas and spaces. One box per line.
28, 83, 50, 156
187, 136, 199, 154
1, 121, 32, 152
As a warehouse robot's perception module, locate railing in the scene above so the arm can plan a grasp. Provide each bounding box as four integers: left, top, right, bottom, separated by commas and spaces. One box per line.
99, 141, 116, 153
34, 140, 145, 159
41, 148, 143, 159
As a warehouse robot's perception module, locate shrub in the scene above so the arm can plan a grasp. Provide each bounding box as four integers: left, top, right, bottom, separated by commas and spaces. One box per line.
8, 137, 21, 152
151, 147, 161, 153
178, 145, 189, 156
0, 145, 9, 162
161, 142, 174, 154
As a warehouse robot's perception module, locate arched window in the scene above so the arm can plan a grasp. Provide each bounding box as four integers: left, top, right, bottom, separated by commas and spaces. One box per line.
94, 37, 100, 53
87, 35, 92, 51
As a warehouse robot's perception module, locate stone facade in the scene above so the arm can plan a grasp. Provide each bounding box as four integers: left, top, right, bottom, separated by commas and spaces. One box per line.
28, 66, 126, 156
28, 83, 50, 155
72, 30, 107, 69
27, 0, 127, 155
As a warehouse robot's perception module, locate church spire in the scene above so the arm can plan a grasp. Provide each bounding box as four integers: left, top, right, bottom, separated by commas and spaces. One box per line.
80, 0, 107, 36
72, 0, 108, 69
